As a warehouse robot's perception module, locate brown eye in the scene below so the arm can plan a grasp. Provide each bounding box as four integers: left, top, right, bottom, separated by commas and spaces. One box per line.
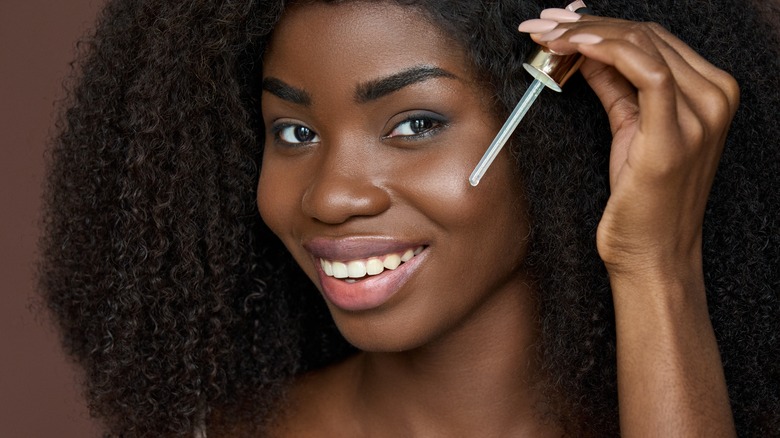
409, 118, 434, 134
293, 126, 315, 142
275, 123, 320, 145
386, 114, 446, 139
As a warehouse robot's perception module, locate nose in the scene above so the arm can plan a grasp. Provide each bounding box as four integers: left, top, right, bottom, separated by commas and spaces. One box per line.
301, 143, 391, 225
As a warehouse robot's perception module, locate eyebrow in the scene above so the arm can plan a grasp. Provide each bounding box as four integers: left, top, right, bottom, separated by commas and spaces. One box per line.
355, 65, 457, 103
262, 77, 312, 106
261, 65, 457, 107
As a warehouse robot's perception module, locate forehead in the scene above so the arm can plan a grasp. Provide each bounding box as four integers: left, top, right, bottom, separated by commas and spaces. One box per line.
263, 1, 472, 83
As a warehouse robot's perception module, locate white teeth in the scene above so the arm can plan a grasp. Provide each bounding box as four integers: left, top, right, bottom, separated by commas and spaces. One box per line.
332, 261, 348, 279
347, 260, 367, 278
321, 259, 333, 276
366, 258, 384, 275
319, 246, 424, 281
383, 254, 401, 270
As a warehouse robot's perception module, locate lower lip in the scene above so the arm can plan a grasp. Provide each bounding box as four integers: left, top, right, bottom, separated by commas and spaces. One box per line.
315, 250, 427, 312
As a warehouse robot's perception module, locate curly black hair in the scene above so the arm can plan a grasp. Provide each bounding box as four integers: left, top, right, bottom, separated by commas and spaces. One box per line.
40, 0, 780, 436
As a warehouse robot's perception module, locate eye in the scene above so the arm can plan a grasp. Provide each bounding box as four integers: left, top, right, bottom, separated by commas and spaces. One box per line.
384, 114, 446, 139
273, 123, 320, 145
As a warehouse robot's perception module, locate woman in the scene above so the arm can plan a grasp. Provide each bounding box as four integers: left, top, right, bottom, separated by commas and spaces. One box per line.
40, 0, 779, 436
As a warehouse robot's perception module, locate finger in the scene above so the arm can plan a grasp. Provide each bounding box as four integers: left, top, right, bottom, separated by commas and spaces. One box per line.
535, 18, 738, 119
644, 23, 740, 115
601, 23, 737, 159
574, 38, 680, 137
579, 38, 726, 195
545, 20, 734, 149
578, 59, 638, 137
576, 58, 640, 188
525, 17, 729, 147
573, 37, 705, 184
607, 24, 731, 131
528, 15, 625, 51
532, 20, 684, 172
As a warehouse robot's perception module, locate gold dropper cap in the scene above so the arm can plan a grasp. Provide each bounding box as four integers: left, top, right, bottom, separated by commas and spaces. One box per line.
522, 46, 584, 92
521, 3, 591, 92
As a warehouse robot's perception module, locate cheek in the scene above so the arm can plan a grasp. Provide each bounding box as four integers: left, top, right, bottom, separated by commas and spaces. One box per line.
397, 124, 522, 232
398, 128, 530, 291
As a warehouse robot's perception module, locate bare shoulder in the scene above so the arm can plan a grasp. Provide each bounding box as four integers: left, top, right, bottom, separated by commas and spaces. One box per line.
266, 354, 365, 438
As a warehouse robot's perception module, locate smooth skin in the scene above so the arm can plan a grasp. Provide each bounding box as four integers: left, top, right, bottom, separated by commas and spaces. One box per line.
257, 2, 739, 437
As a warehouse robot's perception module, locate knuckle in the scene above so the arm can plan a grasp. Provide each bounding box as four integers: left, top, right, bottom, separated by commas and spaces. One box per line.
721, 73, 741, 108
709, 68, 740, 110
644, 21, 666, 34
644, 63, 673, 89
698, 85, 736, 126
684, 117, 706, 147
624, 23, 652, 46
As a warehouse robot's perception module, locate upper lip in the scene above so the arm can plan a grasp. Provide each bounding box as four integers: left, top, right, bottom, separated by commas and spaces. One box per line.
303, 236, 427, 261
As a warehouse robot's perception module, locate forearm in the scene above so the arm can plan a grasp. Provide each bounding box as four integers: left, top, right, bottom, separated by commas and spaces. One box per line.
610, 265, 735, 437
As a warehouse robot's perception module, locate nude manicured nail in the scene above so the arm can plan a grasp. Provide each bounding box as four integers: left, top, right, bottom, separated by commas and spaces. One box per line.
568, 33, 603, 44
517, 19, 558, 34
540, 8, 582, 23
538, 28, 568, 42
565, 0, 588, 12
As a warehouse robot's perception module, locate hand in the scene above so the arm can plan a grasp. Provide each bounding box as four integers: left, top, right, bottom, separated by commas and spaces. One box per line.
520, 12, 740, 436
521, 13, 740, 281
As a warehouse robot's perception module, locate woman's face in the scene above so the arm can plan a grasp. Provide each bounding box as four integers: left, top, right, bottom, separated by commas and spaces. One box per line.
258, 1, 532, 352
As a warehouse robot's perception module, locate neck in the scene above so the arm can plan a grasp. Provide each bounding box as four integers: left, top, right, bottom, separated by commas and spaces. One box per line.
352, 281, 560, 437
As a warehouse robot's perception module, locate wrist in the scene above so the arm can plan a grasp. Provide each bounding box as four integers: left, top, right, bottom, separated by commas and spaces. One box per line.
606, 254, 707, 310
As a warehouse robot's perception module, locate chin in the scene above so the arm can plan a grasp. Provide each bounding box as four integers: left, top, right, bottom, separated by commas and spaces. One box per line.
328, 307, 446, 353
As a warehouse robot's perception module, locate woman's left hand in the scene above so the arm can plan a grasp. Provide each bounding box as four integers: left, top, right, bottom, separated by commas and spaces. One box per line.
523, 13, 740, 280
519, 10, 740, 437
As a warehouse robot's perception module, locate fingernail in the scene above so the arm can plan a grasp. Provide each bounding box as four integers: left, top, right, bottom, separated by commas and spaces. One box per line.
538, 28, 568, 42
518, 19, 559, 34
565, 1, 588, 12
568, 33, 603, 44
540, 8, 582, 23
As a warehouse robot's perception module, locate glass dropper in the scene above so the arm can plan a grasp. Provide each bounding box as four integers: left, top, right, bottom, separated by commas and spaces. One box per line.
468, 8, 590, 187
468, 79, 545, 186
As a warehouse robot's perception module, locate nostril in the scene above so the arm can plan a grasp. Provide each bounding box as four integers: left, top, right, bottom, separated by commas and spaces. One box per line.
301, 175, 391, 224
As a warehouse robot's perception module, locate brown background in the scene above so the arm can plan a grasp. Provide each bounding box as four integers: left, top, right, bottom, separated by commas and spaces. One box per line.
1, 0, 104, 436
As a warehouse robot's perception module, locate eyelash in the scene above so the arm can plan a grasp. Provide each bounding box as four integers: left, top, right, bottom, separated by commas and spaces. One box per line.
382, 113, 448, 141
270, 113, 448, 147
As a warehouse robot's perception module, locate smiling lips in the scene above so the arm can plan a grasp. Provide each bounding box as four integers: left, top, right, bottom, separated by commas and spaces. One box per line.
320, 246, 424, 282
305, 238, 428, 311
